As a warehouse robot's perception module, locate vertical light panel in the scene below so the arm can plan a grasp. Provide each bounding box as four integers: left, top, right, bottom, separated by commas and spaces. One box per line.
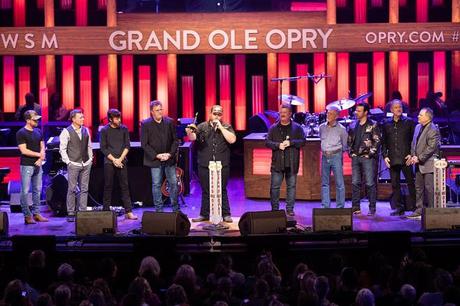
181, 76, 194, 118
121, 55, 134, 131
356, 63, 368, 98
37, 0, 44, 9
205, 55, 216, 120
278, 53, 290, 96
433, 51, 446, 96
13, 0, 26, 26
314, 53, 326, 112
3, 56, 15, 112
76, 0, 88, 26
219, 64, 232, 124
354, 0, 367, 23
79, 66, 92, 126
61, 0, 72, 10
99, 55, 109, 121
336, 0, 347, 7
416, 0, 428, 22
252, 76, 265, 115
39, 56, 48, 122
167, 54, 177, 119
337, 53, 349, 99
97, 0, 107, 9
62, 55, 74, 110
398, 52, 409, 101
0, 0, 12, 9
18, 67, 31, 107
373, 52, 385, 108
156, 54, 169, 115
138, 65, 151, 121
296, 64, 308, 112
417, 62, 430, 106
267, 53, 278, 111
234, 54, 246, 130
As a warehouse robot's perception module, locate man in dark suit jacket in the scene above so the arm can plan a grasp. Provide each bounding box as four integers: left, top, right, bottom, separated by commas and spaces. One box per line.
141, 100, 180, 212
407, 107, 440, 219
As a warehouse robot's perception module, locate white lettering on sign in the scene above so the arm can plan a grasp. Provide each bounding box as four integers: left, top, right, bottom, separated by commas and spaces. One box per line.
1, 34, 19, 48
366, 31, 445, 44
109, 30, 201, 51
41, 33, 58, 49
266, 28, 332, 50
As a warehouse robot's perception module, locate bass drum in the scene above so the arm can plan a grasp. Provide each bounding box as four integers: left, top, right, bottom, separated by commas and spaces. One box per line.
45, 173, 68, 216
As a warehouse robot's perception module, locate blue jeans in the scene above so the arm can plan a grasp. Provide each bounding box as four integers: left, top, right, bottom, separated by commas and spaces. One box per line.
270, 170, 297, 212
151, 165, 178, 212
321, 152, 345, 208
20, 165, 42, 217
351, 156, 377, 212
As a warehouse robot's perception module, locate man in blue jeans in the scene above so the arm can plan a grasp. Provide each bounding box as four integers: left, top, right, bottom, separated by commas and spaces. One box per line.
266, 104, 306, 216
347, 102, 381, 216
141, 100, 180, 212
319, 105, 348, 208
16, 110, 49, 224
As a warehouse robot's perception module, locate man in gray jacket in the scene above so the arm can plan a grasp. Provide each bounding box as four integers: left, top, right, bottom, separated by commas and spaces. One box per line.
59, 109, 93, 222
407, 107, 440, 219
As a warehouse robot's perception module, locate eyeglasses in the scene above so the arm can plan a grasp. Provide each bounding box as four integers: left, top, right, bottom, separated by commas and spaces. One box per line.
212, 113, 222, 116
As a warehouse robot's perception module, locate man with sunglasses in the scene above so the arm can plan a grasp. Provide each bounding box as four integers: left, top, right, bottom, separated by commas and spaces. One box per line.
186, 105, 236, 223
16, 110, 49, 224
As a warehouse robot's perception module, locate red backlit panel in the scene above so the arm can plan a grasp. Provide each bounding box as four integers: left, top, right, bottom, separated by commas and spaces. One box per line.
219, 64, 232, 124
40, 88, 48, 124
121, 55, 134, 131
398, 52, 409, 102
314, 53, 326, 112
62, 55, 75, 110
0, 0, 12, 9
336, 0, 347, 7
234, 54, 246, 131
182, 76, 194, 118
76, 0, 88, 26
296, 64, 308, 112
354, 0, 367, 23
37, 0, 44, 9
278, 53, 290, 96
18, 66, 31, 107
61, 0, 72, 10
433, 51, 446, 97
337, 53, 350, 100
252, 148, 303, 176
79, 66, 92, 125
252, 75, 264, 115
3, 56, 15, 112
13, 0, 25, 26
156, 54, 169, 115
0, 157, 21, 183
416, 0, 428, 22
138, 65, 151, 121
356, 63, 368, 100
97, 0, 107, 9
373, 52, 385, 108
99, 55, 109, 122
417, 62, 429, 106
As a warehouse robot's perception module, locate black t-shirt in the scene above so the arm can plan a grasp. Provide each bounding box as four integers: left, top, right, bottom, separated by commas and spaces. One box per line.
195, 121, 235, 167
280, 123, 291, 169
16, 127, 42, 166
100, 124, 131, 164
352, 122, 366, 153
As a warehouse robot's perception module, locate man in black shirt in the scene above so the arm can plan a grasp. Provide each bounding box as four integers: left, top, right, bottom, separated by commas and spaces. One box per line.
381, 100, 416, 216
141, 100, 180, 212
347, 102, 381, 216
16, 110, 49, 224
266, 104, 306, 216
100, 109, 137, 220
186, 105, 236, 223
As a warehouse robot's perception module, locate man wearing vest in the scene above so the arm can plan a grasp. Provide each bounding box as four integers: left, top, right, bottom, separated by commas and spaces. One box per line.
59, 109, 93, 222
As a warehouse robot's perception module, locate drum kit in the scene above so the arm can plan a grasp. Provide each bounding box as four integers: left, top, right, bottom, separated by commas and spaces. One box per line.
279, 92, 373, 138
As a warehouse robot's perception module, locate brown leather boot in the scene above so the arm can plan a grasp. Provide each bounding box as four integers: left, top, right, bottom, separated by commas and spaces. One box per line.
125, 212, 138, 220
33, 214, 49, 222
24, 216, 36, 224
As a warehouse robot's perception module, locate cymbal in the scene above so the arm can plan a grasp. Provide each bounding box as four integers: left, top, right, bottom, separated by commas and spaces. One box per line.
355, 92, 373, 102
326, 99, 355, 111
279, 94, 305, 105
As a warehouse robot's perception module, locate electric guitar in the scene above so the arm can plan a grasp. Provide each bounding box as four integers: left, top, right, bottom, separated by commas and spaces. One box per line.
161, 166, 184, 197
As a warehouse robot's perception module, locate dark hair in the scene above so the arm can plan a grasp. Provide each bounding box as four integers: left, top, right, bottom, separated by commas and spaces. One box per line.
355, 102, 370, 113
280, 103, 292, 113
150, 100, 162, 111
25, 92, 35, 105
107, 109, 121, 121
390, 90, 403, 100
69, 109, 83, 120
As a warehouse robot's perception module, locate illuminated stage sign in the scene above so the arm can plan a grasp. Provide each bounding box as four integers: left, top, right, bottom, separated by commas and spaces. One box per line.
0, 12, 459, 54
